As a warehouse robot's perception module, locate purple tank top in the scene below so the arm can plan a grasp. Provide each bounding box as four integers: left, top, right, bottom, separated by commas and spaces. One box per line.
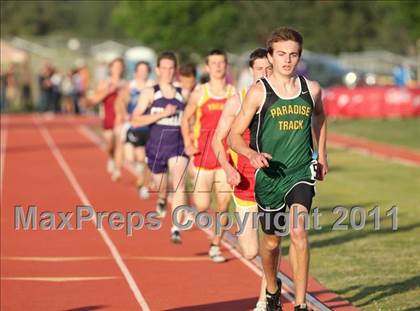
146, 84, 184, 146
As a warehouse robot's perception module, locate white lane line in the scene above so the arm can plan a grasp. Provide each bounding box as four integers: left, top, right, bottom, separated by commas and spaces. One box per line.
34, 117, 150, 311
2, 276, 120, 282
2, 255, 211, 262
0, 114, 8, 196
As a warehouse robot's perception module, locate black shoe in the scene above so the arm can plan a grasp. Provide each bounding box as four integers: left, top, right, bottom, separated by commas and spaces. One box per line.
266, 278, 283, 311
156, 198, 167, 218
170, 230, 182, 244
294, 304, 308, 311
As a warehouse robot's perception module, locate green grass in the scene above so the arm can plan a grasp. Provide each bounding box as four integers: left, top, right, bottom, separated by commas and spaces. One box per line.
279, 147, 420, 310
328, 118, 420, 150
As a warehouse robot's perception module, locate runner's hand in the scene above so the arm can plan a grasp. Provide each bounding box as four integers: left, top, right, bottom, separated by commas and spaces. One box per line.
163, 104, 177, 117
316, 155, 328, 180
249, 151, 272, 169
185, 144, 199, 157
225, 165, 241, 186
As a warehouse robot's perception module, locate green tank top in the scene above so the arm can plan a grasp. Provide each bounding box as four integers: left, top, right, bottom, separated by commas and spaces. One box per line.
250, 76, 314, 177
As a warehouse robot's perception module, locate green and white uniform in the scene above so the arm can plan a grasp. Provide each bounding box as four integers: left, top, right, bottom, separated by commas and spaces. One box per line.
250, 76, 317, 211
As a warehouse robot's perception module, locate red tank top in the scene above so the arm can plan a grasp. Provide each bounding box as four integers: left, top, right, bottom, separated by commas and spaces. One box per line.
102, 89, 118, 130
192, 83, 235, 169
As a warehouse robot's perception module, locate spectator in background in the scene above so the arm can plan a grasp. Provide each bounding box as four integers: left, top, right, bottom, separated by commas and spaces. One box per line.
78, 64, 90, 112
21, 69, 32, 111
51, 69, 62, 113
71, 68, 82, 114
393, 63, 412, 87
0, 69, 6, 112
38, 62, 53, 112
5, 64, 17, 110
237, 66, 253, 90
60, 69, 75, 113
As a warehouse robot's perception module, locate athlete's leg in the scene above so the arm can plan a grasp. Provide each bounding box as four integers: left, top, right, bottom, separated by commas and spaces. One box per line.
155, 171, 168, 196
168, 156, 188, 226
236, 203, 267, 305
289, 203, 309, 306
236, 204, 259, 259
260, 232, 282, 294
124, 142, 135, 163
211, 168, 231, 245
103, 129, 115, 173
192, 168, 226, 261
112, 124, 124, 180
191, 167, 214, 212
134, 146, 149, 186
103, 129, 114, 158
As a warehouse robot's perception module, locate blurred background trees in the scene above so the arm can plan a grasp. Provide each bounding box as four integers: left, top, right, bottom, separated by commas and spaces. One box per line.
2, 0, 419, 56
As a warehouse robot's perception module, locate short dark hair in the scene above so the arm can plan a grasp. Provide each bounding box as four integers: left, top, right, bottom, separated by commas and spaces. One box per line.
108, 57, 125, 77
248, 48, 268, 68
179, 63, 197, 78
157, 51, 178, 68
266, 27, 303, 56
206, 49, 227, 64
109, 57, 124, 69
135, 61, 151, 73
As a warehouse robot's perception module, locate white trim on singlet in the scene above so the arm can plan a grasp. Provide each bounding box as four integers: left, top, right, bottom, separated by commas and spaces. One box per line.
303, 76, 316, 108
264, 75, 302, 100
254, 79, 267, 153
256, 79, 267, 115
206, 83, 235, 100
153, 85, 183, 102
175, 91, 183, 103
154, 90, 163, 101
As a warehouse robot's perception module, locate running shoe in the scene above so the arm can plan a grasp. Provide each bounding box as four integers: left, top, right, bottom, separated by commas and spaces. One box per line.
111, 168, 121, 181
138, 186, 150, 199
170, 230, 182, 244
294, 304, 308, 311
107, 159, 115, 174
253, 301, 267, 311
266, 278, 283, 311
156, 198, 167, 218
208, 244, 226, 263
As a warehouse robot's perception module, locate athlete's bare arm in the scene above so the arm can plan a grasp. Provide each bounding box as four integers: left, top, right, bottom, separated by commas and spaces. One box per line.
131, 87, 176, 127
181, 85, 201, 156
309, 80, 328, 180
87, 80, 111, 106
211, 94, 241, 186
114, 85, 130, 125
228, 83, 272, 169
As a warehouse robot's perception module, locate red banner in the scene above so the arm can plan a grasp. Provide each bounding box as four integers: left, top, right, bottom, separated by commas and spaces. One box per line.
324, 86, 420, 118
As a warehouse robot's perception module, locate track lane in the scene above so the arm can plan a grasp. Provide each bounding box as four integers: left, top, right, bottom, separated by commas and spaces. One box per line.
1, 114, 145, 311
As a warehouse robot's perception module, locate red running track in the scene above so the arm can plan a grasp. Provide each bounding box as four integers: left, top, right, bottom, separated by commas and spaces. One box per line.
329, 133, 420, 166
1, 114, 357, 311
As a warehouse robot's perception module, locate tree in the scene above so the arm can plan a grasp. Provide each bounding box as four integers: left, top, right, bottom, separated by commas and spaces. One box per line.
1, 0, 122, 39
112, 0, 237, 60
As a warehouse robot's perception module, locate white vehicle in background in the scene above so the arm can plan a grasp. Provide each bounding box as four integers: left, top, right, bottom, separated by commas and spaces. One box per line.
124, 46, 156, 80
299, 51, 370, 88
